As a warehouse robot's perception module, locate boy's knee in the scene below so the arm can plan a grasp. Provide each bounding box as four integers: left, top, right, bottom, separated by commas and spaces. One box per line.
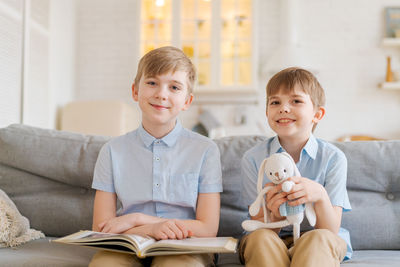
301, 229, 336, 244
152, 254, 213, 267
242, 229, 282, 252
299, 229, 346, 254
89, 251, 138, 267
247, 229, 278, 245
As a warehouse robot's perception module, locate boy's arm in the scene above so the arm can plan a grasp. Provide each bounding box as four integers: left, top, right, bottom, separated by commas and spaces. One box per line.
286, 176, 342, 234
181, 192, 220, 237
123, 193, 220, 239
314, 193, 343, 233
93, 190, 170, 233
287, 151, 348, 234
92, 190, 117, 232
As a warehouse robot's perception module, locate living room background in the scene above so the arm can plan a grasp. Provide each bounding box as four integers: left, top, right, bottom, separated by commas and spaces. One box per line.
1, 0, 400, 140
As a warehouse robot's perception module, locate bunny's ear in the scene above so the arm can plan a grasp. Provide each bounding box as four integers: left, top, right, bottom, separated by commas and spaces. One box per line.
281, 152, 301, 176
257, 158, 268, 192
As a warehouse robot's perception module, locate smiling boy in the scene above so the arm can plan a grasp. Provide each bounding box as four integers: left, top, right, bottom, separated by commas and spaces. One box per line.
239, 67, 352, 267
89, 46, 222, 267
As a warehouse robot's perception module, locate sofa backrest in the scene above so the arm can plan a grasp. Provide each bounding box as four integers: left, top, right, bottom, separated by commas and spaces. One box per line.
0, 124, 399, 250
332, 141, 400, 250
214, 135, 266, 238
0, 124, 108, 237
214, 136, 400, 250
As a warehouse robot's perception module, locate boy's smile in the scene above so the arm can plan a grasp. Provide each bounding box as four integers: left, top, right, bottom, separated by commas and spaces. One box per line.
132, 71, 193, 138
150, 103, 170, 110
266, 85, 324, 142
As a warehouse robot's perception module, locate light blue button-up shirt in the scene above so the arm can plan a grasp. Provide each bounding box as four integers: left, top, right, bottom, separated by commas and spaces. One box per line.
241, 135, 353, 260
92, 121, 222, 220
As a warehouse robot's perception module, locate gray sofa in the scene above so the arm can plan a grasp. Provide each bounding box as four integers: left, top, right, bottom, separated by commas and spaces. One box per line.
0, 124, 399, 267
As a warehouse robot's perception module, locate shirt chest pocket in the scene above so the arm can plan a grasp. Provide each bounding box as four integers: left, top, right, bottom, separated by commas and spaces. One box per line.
168, 173, 199, 208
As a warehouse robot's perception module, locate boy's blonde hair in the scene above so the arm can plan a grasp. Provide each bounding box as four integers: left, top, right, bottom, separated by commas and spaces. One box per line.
266, 67, 325, 109
134, 46, 196, 94
266, 67, 325, 132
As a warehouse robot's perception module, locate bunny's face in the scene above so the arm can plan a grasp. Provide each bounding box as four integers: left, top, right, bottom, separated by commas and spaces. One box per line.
263, 153, 295, 184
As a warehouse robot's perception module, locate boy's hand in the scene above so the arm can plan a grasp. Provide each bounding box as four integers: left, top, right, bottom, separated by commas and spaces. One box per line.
265, 182, 287, 222
150, 219, 190, 240
285, 176, 325, 206
98, 213, 141, 234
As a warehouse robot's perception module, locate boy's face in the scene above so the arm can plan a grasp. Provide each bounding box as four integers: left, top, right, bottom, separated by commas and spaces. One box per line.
266, 84, 325, 141
132, 70, 193, 133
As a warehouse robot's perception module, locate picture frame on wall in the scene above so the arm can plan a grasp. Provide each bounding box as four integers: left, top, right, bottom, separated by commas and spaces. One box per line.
385, 7, 400, 38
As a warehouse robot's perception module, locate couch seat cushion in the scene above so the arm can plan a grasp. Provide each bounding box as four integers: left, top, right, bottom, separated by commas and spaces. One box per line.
342, 250, 400, 266
0, 238, 96, 267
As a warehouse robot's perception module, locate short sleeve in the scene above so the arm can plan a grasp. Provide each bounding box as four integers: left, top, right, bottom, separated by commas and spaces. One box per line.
241, 152, 259, 212
324, 150, 351, 211
198, 142, 222, 193
92, 143, 115, 193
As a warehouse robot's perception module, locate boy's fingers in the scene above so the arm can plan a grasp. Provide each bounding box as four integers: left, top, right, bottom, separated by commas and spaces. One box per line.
264, 182, 274, 188
287, 189, 305, 200
288, 176, 301, 183
163, 226, 176, 239
166, 221, 183, 239
188, 230, 193, 237
288, 196, 306, 206
175, 220, 188, 238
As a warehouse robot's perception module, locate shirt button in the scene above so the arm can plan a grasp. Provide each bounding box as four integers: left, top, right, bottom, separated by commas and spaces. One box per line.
155, 183, 160, 187
155, 140, 160, 144
386, 192, 395, 200
155, 157, 160, 161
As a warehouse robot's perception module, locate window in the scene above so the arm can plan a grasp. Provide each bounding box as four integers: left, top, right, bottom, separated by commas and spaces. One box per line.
140, 0, 257, 98
0, 0, 50, 128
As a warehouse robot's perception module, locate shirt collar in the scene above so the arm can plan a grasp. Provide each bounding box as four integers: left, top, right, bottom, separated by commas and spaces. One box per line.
302, 134, 318, 160
269, 134, 318, 160
138, 120, 183, 148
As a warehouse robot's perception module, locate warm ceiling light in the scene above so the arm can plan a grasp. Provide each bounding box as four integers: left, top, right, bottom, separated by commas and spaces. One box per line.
155, 0, 165, 7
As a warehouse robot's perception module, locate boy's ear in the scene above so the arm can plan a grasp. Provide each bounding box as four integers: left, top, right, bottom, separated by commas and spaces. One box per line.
132, 83, 138, 102
182, 93, 194, 111
312, 106, 325, 123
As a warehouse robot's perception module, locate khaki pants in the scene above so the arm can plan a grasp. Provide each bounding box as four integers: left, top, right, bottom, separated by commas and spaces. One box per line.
89, 250, 215, 267
239, 229, 347, 267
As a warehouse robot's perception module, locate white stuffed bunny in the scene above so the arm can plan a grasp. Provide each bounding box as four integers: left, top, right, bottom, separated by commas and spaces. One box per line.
242, 152, 316, 243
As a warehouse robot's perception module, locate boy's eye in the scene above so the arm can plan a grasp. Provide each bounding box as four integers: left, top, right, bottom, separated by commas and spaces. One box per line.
293, 99, 303, 104
171, 85, 181, 91
147, 81, 156, 86
269, 101, 280, 105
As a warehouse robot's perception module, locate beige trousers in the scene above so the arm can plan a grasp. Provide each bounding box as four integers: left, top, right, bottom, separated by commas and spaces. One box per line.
239, 229, 347, 267
89, 250, 215, 267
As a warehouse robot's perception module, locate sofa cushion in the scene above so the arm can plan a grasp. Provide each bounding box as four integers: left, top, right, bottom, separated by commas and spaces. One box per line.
0, 124, 109, 189
214, 135, 266, 238
0, 237, 96, 267
0, 163, 95, 237
333, 141, 400, 250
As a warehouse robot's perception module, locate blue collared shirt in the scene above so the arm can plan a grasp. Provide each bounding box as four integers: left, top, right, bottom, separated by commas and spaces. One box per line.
92, 121, 222, 220
241, 134, 353, 260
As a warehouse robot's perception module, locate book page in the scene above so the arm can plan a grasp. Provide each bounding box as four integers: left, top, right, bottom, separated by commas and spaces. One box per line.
144, 237, 238, 255
56, 231, 156, 251
124, 234, 156, 250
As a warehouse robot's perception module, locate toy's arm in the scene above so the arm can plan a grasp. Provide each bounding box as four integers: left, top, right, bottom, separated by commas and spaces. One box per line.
248, 185, 273, 216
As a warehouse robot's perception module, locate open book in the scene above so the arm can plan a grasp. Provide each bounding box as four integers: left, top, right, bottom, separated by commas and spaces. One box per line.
53, 231, 238, 258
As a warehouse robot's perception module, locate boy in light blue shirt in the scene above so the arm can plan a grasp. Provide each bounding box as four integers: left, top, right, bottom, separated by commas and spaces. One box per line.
239, 67, 352, 267
90, 46, 222, 267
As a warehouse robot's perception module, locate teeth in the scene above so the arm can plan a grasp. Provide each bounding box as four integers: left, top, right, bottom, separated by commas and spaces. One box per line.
278, 119, 292, 123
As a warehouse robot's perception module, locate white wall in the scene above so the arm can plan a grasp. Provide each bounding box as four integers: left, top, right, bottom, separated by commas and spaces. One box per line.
49, 0, 77, 128
75, 0, 139, 102
74, 0, 400, 140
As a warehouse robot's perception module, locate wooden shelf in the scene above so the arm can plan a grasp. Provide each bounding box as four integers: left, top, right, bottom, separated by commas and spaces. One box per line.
382, 38, 400, 46
379, 82, 400, 90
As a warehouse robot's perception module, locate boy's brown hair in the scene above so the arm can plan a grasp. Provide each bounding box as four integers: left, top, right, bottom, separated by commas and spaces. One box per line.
134, 46, 196, 94
266, 67, 325, 109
